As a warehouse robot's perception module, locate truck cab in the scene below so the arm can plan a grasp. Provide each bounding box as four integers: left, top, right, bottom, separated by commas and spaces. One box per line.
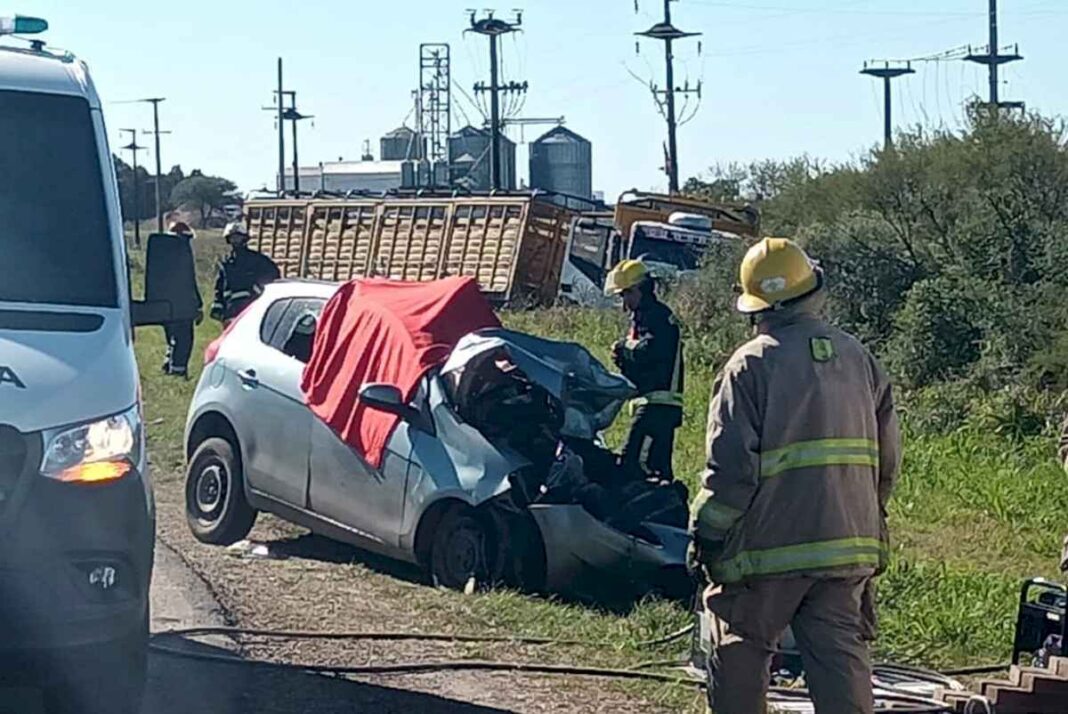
0, 20, 159, 714
558, 191, 760, 307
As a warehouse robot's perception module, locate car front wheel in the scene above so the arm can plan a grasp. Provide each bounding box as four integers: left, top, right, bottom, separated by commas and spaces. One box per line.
185, 437, 257, 545
429, 504, 496, 591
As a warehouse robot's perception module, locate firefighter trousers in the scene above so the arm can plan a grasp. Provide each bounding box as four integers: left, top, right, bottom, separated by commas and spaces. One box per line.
621, 404, 680, 481
704, 576, 875, 714
163, 321, 194, 376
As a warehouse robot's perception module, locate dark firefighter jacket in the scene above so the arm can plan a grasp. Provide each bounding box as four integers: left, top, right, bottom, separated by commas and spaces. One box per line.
616, 295, 684, 415
211, 248, 280, 321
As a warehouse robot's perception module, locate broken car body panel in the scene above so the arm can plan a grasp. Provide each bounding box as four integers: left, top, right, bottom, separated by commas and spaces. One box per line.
530, 504, 691, 594
442, 327, 638, 440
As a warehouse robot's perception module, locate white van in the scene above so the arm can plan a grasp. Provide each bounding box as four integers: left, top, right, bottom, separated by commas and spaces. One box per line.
0, 19, 163, 714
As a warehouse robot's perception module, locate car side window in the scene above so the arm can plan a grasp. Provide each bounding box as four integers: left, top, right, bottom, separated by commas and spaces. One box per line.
272, 298, 327, 363
260, 298, 292, 346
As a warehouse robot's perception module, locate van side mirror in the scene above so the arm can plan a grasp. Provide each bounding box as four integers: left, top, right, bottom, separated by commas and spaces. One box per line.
142, 233, 199, 324
131, 299, 173, 327
359, 383, 435, 435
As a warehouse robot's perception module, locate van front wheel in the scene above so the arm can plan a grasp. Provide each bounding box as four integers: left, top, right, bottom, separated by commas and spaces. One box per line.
185, 437, 257, 545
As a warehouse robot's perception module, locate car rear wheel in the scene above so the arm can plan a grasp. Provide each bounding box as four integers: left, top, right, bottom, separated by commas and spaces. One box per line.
42, 610, 147, 714
186, 437, 257, 545
429, 504, 496, 591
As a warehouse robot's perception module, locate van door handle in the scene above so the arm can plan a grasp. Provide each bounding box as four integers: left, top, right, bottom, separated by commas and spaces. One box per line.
237, 368, 259, 387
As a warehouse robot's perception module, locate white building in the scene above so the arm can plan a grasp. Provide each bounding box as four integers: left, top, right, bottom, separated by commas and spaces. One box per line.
281, 160, 405, 194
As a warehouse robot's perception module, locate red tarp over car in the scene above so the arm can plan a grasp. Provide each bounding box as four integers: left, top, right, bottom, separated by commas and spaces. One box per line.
300, 277, 501, 468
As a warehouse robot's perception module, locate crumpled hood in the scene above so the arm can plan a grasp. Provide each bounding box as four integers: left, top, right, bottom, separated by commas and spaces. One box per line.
441, 328, 637, 439
0, 308, 137, 432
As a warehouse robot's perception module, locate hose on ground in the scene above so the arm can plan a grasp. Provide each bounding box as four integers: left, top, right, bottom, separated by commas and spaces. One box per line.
146, 627, 956, 712
938, 663, 1011, 676
148, 639, 698, 686
149, 637, 954, 713
151, 623, 694, 650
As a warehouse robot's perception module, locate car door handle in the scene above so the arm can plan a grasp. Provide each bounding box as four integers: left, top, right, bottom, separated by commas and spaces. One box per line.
237, 368, 259, 387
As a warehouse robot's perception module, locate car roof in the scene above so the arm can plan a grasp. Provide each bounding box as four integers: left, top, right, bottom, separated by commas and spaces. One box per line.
0, 45, 98, 106
259, 279, 341, 301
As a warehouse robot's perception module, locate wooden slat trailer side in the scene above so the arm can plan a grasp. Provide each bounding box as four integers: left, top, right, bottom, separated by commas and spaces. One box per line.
244, 194, 574, 305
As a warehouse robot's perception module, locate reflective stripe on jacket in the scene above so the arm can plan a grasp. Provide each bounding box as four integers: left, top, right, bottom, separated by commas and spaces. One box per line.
212, 248, 281, 321
618, 296, 684, 415
689, 295, 900, 584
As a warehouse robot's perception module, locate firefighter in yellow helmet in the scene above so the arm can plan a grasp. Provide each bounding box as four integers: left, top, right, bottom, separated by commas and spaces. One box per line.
689, 238, 900, 714
604, 259, 684, 482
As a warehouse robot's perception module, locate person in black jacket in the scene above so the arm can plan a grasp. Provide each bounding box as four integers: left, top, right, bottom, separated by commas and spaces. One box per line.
161, 221, 203, 377
210, 222, 280, 324
604, 259, 684, 481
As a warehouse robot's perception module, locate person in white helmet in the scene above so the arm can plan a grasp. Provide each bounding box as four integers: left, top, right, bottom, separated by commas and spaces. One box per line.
210, 221, 280, 324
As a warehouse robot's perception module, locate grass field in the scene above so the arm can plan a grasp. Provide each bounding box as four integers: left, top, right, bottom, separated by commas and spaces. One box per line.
133, 231, 1068, 710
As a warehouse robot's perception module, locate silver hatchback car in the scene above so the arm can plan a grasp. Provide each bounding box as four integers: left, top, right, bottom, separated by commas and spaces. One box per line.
183, 280, 690, 596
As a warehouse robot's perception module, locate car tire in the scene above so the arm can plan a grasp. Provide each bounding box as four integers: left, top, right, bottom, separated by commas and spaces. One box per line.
43, 610, 148, 714
429, 504, 495, 591
185, 437, 257, 545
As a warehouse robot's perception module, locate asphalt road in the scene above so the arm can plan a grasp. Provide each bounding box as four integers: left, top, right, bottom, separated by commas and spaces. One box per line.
0, 542, 511, 714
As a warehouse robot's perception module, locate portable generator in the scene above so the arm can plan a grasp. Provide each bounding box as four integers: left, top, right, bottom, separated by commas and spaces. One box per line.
1011, 577, 1067, 665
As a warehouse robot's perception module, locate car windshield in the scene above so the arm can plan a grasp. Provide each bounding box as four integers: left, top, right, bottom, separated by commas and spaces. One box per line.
0, 90, 116, 307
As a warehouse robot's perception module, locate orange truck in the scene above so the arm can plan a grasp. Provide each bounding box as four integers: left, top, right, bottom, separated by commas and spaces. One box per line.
242, 190, 760, 306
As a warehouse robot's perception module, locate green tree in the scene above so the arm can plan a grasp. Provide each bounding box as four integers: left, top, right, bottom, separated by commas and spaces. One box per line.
169, 172, 237, 225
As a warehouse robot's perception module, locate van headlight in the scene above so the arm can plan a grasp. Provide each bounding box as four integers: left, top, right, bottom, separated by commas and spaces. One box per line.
40, 406, 141, 483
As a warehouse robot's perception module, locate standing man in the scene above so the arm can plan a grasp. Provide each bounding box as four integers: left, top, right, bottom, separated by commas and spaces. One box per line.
604, 259, 684, 482
1055, 421, 1068, 573
161, 220, 202, 378
210, 221, 280, 325
689, 238, 900, 714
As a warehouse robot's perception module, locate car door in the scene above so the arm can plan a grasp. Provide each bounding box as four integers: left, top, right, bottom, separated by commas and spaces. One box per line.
235, 297, 324, 508
307, 383, 418, 554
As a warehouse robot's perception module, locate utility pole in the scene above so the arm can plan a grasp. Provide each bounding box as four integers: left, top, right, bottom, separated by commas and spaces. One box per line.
138, 98, 167, 233
469, 10, 526, 190
860, 61, 914, 149
279, 92, 313, 195
119, 128, 144, 249
277, 58, 285, 195
964, 0, 1023, 110
636, 1, 702, 194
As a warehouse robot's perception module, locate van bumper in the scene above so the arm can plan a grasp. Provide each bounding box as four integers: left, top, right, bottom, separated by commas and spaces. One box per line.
0, 462, 153, 670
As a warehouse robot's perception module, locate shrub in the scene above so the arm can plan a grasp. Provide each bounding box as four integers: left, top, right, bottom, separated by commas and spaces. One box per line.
884, 275, 988, 388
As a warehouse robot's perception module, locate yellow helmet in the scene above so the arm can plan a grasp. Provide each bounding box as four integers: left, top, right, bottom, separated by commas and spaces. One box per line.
604, 259, 650, 297
736, 237, 820, 314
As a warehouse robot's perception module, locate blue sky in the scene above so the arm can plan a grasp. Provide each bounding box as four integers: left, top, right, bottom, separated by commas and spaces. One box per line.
17, 0, 1067, 199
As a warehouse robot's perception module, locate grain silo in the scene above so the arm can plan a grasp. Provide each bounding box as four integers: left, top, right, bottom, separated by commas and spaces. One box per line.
380, 126, 425, 161
448, 125, 516, 190
529, 126, 592, 201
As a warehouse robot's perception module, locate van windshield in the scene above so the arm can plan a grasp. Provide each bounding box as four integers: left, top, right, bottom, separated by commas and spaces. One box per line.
0, 90, 116, 307
629, 225, 709, 271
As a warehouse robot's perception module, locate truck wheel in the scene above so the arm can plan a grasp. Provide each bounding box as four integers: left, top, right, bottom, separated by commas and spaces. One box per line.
43, 611, 147, 714
186, 437, 257, 545
429, 504, 495, 591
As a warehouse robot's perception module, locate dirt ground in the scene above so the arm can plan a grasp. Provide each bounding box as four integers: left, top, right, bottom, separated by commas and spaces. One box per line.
152, 467, 686, 713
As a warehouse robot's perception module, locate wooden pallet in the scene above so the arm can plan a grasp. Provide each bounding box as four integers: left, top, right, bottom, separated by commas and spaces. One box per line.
935, 657, 1068, 713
